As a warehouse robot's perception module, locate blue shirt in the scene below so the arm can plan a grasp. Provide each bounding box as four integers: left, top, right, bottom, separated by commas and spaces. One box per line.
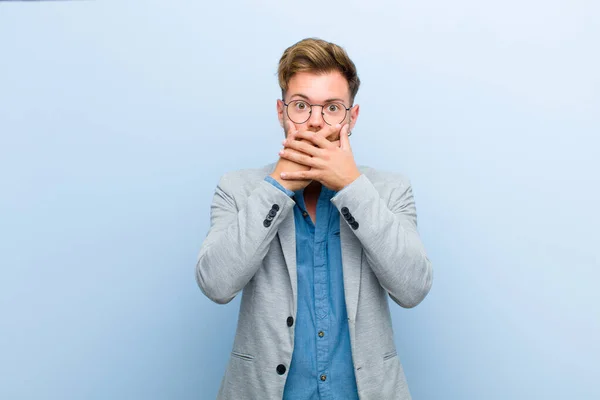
264, 176, 359, 400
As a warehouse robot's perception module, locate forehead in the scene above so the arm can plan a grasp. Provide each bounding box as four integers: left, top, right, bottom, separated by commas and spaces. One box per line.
287, 71, 350, 102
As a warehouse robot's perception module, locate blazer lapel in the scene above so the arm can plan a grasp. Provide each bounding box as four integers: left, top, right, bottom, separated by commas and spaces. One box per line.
265, 162, 299, 313
340, 215, 362, 323
277, 212, 297, 314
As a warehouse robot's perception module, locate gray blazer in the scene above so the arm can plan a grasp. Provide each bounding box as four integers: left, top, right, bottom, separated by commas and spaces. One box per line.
196, 162, 433, 400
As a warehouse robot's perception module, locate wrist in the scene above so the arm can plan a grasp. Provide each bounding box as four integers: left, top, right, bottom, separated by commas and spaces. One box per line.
269, 172, 294, 191
339, 171, 362, 191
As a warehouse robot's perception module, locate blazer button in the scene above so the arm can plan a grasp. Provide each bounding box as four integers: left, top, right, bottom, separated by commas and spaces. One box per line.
263, 219, 272, 227
341, 207, 349, 216
350, 221, 359, 230
272, 204, 280, 211
268, 209, 277, 217
346, 216, 355, 224
276, 364, 286, 375
287, 316, 294, 327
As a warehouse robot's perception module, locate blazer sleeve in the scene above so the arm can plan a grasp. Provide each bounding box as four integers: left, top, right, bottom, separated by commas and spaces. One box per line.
195, 173, 296, 304
330, 173, 433, 308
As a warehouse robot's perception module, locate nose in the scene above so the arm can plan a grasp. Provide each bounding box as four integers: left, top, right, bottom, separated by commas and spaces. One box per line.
306, 105, 325, 131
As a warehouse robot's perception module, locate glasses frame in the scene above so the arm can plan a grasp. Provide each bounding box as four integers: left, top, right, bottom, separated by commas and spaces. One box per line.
283, 99, 351, 126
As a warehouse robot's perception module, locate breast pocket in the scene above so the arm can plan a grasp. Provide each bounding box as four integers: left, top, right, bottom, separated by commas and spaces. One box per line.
329, 229, 341, 259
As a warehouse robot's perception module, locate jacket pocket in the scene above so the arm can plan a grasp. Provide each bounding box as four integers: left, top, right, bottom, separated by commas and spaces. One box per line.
231, 350, 254, 362
382, 350, 398, 361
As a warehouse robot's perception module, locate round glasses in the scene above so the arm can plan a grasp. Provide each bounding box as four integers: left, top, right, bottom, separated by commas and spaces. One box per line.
283, 99, 350, 126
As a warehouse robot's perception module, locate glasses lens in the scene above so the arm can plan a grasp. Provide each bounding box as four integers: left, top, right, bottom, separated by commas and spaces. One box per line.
322, 102, 347, 125
287, 100, 311, 124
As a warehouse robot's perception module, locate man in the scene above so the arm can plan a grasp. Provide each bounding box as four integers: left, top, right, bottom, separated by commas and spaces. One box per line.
196, 38, 433, 400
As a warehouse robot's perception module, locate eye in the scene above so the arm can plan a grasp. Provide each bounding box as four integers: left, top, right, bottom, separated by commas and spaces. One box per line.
294, 101, 309, 111
327, 103, 340, 112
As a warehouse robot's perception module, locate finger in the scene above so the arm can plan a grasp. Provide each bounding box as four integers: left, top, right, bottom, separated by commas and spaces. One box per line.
339, 123, 351, 151
318, 122, 342, 142
280, 169, 319, 180
285, 119, 298, 138
287, 132, 314, 149
279, 148, 321, 168
293, 129, 335, 149
282, 137, 322, 157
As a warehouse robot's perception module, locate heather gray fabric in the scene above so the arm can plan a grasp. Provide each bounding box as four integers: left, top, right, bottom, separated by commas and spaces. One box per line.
196, 162, 433, 400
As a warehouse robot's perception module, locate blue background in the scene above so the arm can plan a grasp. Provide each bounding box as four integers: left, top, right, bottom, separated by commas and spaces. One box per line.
1, 1, 598, 399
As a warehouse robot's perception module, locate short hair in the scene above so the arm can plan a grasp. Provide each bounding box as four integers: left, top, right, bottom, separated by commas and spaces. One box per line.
278, 38, 360, 103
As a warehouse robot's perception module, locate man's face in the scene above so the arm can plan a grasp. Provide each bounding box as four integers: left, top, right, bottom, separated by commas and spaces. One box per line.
277, 71, 359, 141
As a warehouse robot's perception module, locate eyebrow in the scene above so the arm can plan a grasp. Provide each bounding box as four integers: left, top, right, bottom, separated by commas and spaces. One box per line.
290, 93, 348, 104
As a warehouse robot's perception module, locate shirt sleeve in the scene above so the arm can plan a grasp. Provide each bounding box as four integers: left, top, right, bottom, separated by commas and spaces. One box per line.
264, 175, 295, 197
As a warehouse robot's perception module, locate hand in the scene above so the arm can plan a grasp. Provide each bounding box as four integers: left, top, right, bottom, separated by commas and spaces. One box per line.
269, 120, 312, 192
278, 123, 361, 191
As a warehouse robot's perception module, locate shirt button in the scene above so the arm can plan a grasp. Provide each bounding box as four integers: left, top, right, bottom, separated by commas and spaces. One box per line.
318, 331, 324, 338
320, 374, 327, 381
302, 211, 308, 217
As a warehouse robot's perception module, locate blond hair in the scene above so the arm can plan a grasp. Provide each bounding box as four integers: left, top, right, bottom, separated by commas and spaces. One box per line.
278, 38, 360, 103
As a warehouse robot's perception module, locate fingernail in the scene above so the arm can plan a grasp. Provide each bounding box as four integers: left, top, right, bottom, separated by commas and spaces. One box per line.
280, 172, 287, 178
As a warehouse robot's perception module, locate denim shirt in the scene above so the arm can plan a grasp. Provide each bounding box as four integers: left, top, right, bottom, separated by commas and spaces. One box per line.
264, 176, 359, 400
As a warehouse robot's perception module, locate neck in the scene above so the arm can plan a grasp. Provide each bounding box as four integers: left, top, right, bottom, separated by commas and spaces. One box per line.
304, 180, 322, 196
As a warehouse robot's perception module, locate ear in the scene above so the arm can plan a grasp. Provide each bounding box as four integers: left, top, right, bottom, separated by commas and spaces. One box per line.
349, 104, 360, 132
277, 99, 285, 128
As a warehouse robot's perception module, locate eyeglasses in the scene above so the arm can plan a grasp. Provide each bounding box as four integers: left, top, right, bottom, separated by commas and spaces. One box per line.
283, 99, 351, 126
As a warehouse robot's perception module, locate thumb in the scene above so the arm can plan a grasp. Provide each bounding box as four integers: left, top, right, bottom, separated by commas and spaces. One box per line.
339, 123, 351, 151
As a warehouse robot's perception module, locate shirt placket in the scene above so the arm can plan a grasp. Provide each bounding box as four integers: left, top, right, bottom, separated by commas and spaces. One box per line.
314, 190, 332, 399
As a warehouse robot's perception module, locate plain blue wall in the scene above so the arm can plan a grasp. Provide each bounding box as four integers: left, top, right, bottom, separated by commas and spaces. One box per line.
1, 1, 598, 399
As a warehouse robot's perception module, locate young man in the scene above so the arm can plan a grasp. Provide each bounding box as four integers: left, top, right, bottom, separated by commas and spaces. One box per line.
196, 38, 433, 400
